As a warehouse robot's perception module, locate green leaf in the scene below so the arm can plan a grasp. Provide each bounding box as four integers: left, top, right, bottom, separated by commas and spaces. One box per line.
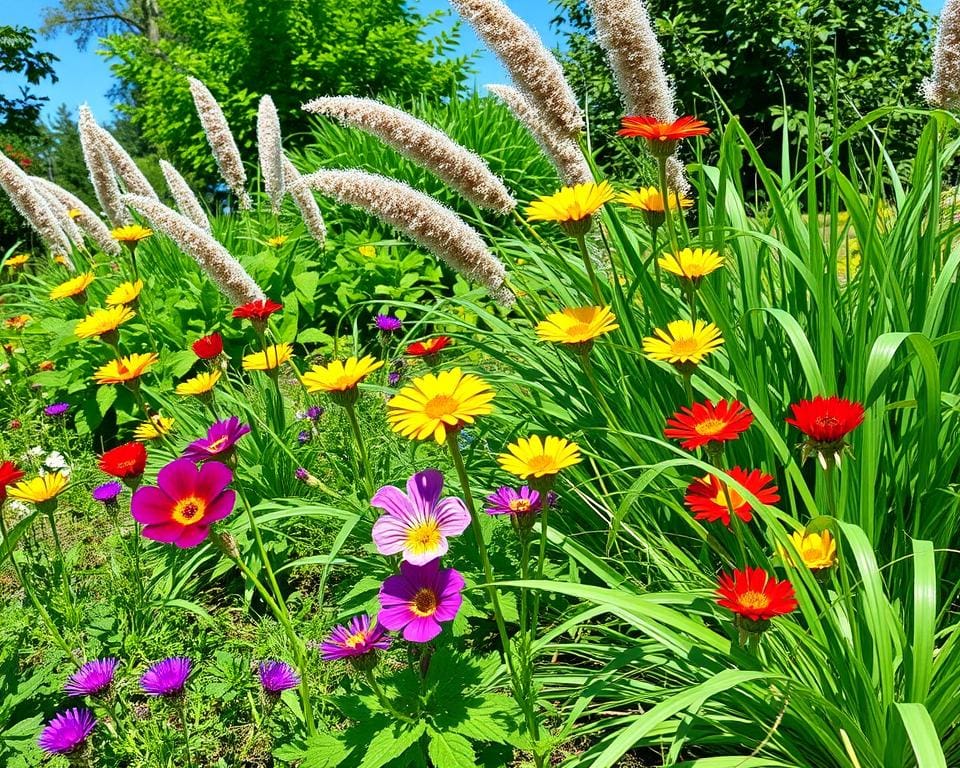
357, 721, 426, 768
894, 703, 947, 768
427, 729, 476, 768
0, 511, 37, 567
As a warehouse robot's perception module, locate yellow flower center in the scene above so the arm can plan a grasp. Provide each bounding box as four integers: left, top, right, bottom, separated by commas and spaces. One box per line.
171, 496, 206, 525
410, 588, 438, 617
802, 545, 825, 564
738, 591, 771, 611
694, 418, 727, 436
565, 322, 592, 338
207, 437, 229, 453
405, 520, 442, 555
526, 454, 557, 473
509, 499, 532, 513
344, 630, 368, 648
710, 484, 744, 510
424, 395, 460, 420
333, 375, 358, 391
669, 337, 699, 356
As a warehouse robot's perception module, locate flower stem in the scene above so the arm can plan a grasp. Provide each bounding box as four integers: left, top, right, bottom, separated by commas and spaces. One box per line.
657, 157, 680, 256
574, 233, 603, 303
344, 402, 374, 499
364, 669, 413, 723
177, 697, 194, 768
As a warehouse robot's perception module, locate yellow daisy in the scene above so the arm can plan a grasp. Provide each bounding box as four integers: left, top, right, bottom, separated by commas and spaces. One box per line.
358, 245, 377, 258
267, 235, 289, 247
387, 367, 494, 444
67, 208, 82, 219
242, 343, 293, 372
105, 280, 144, 306
94, 353, 158, 385
176, 370, 221, 396
133, 415, 175, 441
301, 356, 384, 404
780, 530, 837, 571
111, 224, 153, 246
75, 306, 136, 340
49, 272, 95, 301
658, 248, 723, 284
498, 435, 582, 482
536, 306, 619, 347
8, 472, 69, 505
618, 187, 692, 227
643, 320, 723, 367
6, 253, 30, 268
525, 181, 616, 235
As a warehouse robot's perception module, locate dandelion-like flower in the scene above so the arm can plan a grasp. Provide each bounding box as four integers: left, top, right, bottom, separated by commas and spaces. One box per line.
779, 530, 837, 571
94, 353, 158, 386
266, 235, 288, 247
618, 186, 692, 228
8, 472, 69, 505
111, 224, 153, 248
233, 299, 282, 323
301, 356, 384, 405
49, 272, 94, 301
378, 559, 465, 643
5, 314, 30, 330
535, 306, 618, 349
75, 305, 135, 341
387, 368, 494, 444
619, 115, 711, 159
371, 469, 470, 565
665, 400, 754, 451
716, 567, 796, 627
242, 343, 292, 372
140, 657, 192, 697
525, 181, 616, 236
65, 658, 119, 697
658, 248, 723, 285
37, 708, 96, 755
176, 370, 221, 397
106, 280, 144, 306
643, 320, 723, 369
319, 614, 391, 661
6, 253, 29, 268
188, 78, 251, 210
134, 415, 175, 441
258, 660, 300, 694
684, 468, 780, 526
785, 395, 864, 468
498, 435, 581, 488
182, 417, 250, 463
131, 459, 236, 548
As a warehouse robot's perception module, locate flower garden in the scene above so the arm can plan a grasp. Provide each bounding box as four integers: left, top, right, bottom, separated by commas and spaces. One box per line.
2, 0, 960, 766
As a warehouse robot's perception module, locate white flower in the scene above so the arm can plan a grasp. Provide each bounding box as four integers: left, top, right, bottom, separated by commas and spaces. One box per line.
27, 446, 44, 458
44, 451, 69, 470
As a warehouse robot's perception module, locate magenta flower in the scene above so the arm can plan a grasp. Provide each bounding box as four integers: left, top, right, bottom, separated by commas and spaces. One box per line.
44, 402, 70, 418
258, 661, 300, 693
38, 708, 96, 755
92, 481, 123, 505
319, 614, 391, 661
140, 657, 191, 697
378, 560, 464, 643
371, 469, 470, 565
181, 416, 250, 463
65, 658, 119, 697
375, 314, 402, 333
485, 486, 541, 516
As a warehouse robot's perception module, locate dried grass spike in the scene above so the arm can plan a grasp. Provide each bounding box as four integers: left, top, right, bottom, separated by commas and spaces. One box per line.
257, 95, 285, 212
94, 125, 160, 200
924, 0, 960, 108
31, 179, 86, 247
282, 157, 326, 245
33, 177, 121, 256
159, 160, 211, 232
303, 96, 516, 212
78, 105, 128, 226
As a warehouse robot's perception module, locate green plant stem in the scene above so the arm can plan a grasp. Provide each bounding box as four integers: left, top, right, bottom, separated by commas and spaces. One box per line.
177, 697, 194, 768
344, 401, 374, 499
657, 157, 680, 256
43, 506, 76, 620
238, 490, 287, 621
364, 669, 413, 723
578, 348, 621, 430
823, 462, 838, 517
574, 233, 604, 303
685, 283, 698, 324
682, 372, 695, 406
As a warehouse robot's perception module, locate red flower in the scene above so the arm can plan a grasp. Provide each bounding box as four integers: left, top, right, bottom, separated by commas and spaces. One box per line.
0, 461, 25, 503
664, 399, 753, 451
99, 442, 148, 479
716, 567, 797, 622
232, 299, 282, 321
192, 333, 223, 360
786, 396, 864, 443
618, 115, 711, 142
684, 468, 780, 525
406, 336, 452, 357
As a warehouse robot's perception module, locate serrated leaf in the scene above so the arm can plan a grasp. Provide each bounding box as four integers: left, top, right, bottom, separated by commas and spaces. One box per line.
300, 732, 351, 768
357, 721, 426, 768
427, 729, 476, 768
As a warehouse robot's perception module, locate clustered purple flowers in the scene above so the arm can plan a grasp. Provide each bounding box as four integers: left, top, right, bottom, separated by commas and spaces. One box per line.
44, 402, 70, 418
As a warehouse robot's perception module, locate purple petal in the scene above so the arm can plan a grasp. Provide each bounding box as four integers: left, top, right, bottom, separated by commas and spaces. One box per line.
174, 524, 210, 548
433, 589, 463, 622
379, 573, 415, 604
371, 514, 411, 556
433, 498, 471, 536
403, 616, 441, 643
407, 469, 443, 516
377, 603, 414, 631
203, 490, 236, 523
130, 486, 171, 524
370, 484, 412, 518
141, 521, 184, 543
157, 458, 199, 497
194, 461, 233, 499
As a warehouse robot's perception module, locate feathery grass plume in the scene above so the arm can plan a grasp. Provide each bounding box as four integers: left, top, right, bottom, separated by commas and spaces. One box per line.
486, 84, 593, 186
450, 0, 583, 136
282, 156, 326, 245
93, 124, 160, 200
188, 77, 252, 210
78, 105, 128, 226
257, 95, 285, 212
159, 160, 211, 233
303, 96, 516, 212
0, 152, 75, 267
123, 194, 265, 306
298, 169, 512, 304
924, 0, 960, 107
31, 179, 86, 248
32, 177, 121, 256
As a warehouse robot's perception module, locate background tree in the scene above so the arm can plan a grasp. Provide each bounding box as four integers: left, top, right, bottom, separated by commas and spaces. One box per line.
553, 0, 936, 178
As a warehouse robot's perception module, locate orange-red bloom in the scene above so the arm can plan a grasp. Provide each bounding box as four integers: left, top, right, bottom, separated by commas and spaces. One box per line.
664, 399, 753, 451
786, 395, 864, 467
192, 333, 223, 360
618, 115, 711, 142
232, 299, 282, 321
99, 442, 147, 480
407, 336, 452, 358
716, 567, 796, 622
0, 461, 25, 503
684, 468, 780, 525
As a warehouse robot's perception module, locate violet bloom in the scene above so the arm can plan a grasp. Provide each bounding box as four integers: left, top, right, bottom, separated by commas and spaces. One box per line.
375, 314, 402, 333
371, 469, 470, 565
306, 406, 324, 421
485, 486, 541, 516
65, 658, 119, 697
388, 371, 401, 387
320, 614, 391, 661
182, 416, 250, 463
44, 402, 70, 418
297, 430, 311, 445
378, 560, 464, 643
295, 467, 309, 481
140, 657, 191, 697
38, 708, 96, 755
258, 661, 300, 694
92, 481, 123, 505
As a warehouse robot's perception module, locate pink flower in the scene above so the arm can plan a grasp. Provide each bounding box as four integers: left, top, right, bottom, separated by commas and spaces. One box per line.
370, 469, 470, 565
378, 559, 464, 643
319, 614, 391, 661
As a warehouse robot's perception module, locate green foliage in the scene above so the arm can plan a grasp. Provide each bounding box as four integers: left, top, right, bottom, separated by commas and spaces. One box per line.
0, 26, 58, 133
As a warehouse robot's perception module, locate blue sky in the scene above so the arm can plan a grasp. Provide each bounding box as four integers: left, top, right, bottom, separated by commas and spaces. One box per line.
0, 0, 945, 127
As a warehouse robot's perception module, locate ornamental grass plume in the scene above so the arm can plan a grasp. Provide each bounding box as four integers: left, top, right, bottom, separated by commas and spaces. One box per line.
93, 123, 159, 200
257, 95, 285, 212
298, 169, 512, 304
32, 177, 122, 256
924, 0, 960, 108
282, 156, 327, 244
303, 96, 516, 212
0, 152, 74, 266
122, 194, 266, 306
31, 180, 86, 249
159, 160, 211, 232
451, 0, 583, 136
187, 77, 252, 210
486, 84, 593, 186
78, 105, 128, 226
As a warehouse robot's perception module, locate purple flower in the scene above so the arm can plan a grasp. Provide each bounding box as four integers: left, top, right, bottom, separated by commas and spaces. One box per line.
371, 470, 470, 565
44, 402, 71, 418
37, 708, 96, 754
378, 560, 464, 643
181, 416, 250, 463
65, 658, 119, 697
297, 430, 311, 445
388, 371, 401, 386
306, 406, 324, 421
546, 491, 559, 507
92, 481, 123, 505
295, 467, 309, 481
375, 314, 402, 333
485, 486, 541, 516
258, 661, 300, 693
140, 657, 191, 697
320, 614, 391, 661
